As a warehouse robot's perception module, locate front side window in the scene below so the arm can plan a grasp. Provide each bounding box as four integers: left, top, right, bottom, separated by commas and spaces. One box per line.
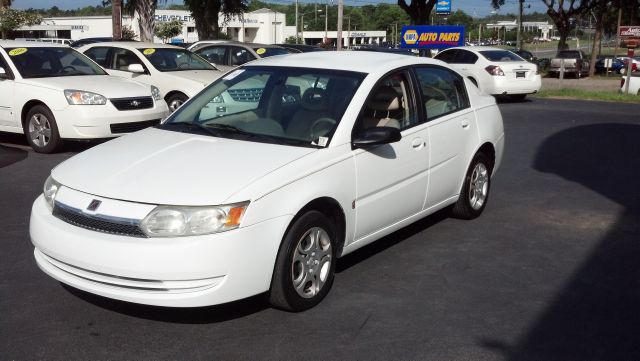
355, 71, 416, 132
139, 47, 215, 71
414, 66, 469, 120
230, 47, 255, 66
6, 47, 106, 78
161, 66, 365, 147
111, 48, 144, 71
434, 49, 457, 63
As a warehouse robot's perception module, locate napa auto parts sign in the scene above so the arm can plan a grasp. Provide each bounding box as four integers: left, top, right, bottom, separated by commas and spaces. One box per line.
400, 26, 465, 49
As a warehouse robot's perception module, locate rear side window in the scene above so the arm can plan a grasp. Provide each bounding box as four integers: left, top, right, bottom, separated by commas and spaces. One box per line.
84, 47, 110, 67
480, 50, 523, 62
414, 66, 470, 120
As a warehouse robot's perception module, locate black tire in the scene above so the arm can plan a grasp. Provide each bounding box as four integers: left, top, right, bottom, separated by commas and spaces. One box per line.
24, 105, 62, 154
166, 92, 188, 112
451, 152, 492, 220
269, 210, 337, 312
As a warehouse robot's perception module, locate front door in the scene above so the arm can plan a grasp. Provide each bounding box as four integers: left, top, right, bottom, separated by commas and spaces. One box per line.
352, 70, 430, 241
0, 54, 15, 127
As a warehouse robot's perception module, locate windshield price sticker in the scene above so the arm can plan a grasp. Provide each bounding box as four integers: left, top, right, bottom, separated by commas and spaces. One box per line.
256, 48, 266, 55
143, 48, 156, 55
223, 69, 244, 81
317, 137, 328, 147
8, 48, 28, 56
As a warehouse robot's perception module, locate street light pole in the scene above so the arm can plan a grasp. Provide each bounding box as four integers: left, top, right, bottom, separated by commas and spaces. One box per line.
337, 0, 343, 50
295, 0, 299, 44
325, 2, 328, 41
517, 0, 523, 50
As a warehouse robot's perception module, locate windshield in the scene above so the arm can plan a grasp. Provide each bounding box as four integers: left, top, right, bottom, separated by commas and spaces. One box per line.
5, 47, 107, 78
479, 50, 523, 62
253, 47, 290, 58
161, 66, 366, 148
138, 47, 216, 71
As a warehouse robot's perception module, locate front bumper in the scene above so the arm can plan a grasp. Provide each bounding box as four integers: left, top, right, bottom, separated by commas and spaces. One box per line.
53, 100, 170, 139
30, 195, 291, 307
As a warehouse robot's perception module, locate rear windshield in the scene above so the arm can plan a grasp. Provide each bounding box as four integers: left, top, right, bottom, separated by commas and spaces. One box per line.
479, 50, 523, 62
253, 47, 290, 58
556, 51, 581, 59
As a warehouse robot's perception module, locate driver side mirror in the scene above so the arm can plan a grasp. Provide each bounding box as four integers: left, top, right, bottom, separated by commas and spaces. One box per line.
0, 67, 7, 79
128, 63, 145, 73
352, 126, 402, 149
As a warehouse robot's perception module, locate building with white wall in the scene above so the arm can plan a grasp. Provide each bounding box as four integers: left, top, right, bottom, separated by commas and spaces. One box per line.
15, 8, 387, 47
485, 20, 554, 40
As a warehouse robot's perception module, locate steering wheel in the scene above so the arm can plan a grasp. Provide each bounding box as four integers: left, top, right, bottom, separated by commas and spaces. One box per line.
310, 118, 336, 139
60, 65, 77, 73
423, 85, 449, 101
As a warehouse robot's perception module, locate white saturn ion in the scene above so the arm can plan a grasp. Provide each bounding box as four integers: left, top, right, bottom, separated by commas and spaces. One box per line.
79, 42, 224, 112
30, 52, 505, 311
435, 46, 542, 101
0, 41, 170, 153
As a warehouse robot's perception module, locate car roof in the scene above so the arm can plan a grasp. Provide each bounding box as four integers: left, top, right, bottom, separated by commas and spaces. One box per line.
194, 40, 284, 48
446, 46, 511, 53
81, 41, 184, 50
0, 40, 69, 48
244, 51, 444, 75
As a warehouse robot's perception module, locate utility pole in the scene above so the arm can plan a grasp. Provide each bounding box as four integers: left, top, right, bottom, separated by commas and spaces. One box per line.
337, 0, 343, 50
613, 6, 622, 60
112, 0, 122, 40
295, 0, 299, 44
324, 2, 328, 41
517, 0, 523, 50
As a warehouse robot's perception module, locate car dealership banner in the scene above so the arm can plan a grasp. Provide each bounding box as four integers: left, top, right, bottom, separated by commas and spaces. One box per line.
436, 0, 452, 15
400, 25, 465, 49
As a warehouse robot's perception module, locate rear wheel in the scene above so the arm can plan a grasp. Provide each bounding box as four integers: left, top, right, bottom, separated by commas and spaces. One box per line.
269, 211, 337, 312
24, 105, 62, 153
451, 152, 491, 220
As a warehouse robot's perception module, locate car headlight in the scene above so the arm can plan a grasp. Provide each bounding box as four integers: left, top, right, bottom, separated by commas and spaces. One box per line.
43, 175, 61, 211
151, 85, 162, 101
140, 202, 249, 237
64, 89, 107, 105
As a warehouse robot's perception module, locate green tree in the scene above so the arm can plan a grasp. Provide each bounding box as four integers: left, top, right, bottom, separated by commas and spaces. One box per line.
0, 8, 42, 39
184, 0, 247, 40
154, 19, 181, 42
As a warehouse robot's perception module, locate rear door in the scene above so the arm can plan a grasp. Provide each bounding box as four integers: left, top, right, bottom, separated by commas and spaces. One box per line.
0, 51, 16, 127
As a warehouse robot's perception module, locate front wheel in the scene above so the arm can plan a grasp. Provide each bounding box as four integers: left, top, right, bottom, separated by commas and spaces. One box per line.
451, 152, 492, 220
24, 105, 62, 153
166, 93, 188, 112
269, 211, 337, 312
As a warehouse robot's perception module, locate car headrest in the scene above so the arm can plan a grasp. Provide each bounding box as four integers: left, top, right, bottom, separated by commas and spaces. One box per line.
301, 87, 328, 111
368, 85, 400, 111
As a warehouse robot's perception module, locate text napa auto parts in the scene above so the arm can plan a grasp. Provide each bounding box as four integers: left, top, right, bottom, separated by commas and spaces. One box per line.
400, 26, 465, 49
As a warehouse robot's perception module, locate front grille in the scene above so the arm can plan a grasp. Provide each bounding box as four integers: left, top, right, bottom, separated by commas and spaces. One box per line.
53, 202, 147, 238
110, 119, 160, 134
110, 96, 154, 111
227, 88, 262, 102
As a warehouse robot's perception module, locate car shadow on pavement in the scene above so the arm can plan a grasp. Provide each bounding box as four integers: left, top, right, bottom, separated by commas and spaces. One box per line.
480, 123, 640, 360
0, 132, 109, 154
0, 143, 28, 168
62, 284, 269, 323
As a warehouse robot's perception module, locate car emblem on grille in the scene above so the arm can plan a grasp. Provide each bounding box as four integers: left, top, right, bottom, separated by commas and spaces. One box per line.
87, 199, 102, 211
130, 100, 141, 107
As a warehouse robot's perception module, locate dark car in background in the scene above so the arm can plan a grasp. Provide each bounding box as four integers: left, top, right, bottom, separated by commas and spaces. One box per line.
595, 58, 629, 74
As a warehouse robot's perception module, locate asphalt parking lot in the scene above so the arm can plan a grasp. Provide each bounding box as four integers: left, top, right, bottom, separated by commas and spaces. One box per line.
1, 98, 638, 360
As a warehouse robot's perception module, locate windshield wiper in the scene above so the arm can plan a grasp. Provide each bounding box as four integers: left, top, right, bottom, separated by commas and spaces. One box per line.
205, 123, 254, 135
157, 122, 220, 137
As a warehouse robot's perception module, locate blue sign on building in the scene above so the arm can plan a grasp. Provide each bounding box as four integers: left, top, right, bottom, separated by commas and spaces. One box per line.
400, 25, 465, 49
436, 0, 452, 15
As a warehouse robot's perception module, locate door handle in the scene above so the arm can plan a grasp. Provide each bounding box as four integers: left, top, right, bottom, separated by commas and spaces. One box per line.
411, 138, 425, 149
461, 119, 470, 128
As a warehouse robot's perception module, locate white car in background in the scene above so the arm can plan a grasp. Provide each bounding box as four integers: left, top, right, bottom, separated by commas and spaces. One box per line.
435, 46, 541, 101
30, 52, 504, 311
621, 73, 640, 95
0, 41, 169, 153
79, 42, 224, 111
187, 41, 291, 72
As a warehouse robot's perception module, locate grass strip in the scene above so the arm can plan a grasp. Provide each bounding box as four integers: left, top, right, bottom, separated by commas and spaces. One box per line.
534, 88, 640, 103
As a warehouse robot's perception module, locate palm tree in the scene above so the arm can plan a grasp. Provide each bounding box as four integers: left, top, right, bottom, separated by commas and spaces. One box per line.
1, 0, 12, 9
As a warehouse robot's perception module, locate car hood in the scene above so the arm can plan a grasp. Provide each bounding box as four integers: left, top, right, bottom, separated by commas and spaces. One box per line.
24, 75, 151, 98
164, 69, 223, 86
52, 127, 316, 205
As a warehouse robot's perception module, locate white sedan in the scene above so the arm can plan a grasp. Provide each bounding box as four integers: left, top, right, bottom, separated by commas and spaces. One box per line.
0, 41, 169, 153
435, 46, 541, 101
79, 42, 224, 111
621, 73, 640, 95
30, 52, 505, 311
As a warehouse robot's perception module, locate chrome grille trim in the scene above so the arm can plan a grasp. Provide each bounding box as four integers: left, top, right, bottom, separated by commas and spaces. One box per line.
52, 201, 147, 238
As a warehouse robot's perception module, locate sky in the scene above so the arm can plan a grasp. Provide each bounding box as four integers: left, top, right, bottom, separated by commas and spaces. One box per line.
12, 0, 548, 17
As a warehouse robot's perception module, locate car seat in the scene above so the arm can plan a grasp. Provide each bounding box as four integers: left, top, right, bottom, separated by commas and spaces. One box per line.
286, 87, 331, 139
362, 85, 402, 129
